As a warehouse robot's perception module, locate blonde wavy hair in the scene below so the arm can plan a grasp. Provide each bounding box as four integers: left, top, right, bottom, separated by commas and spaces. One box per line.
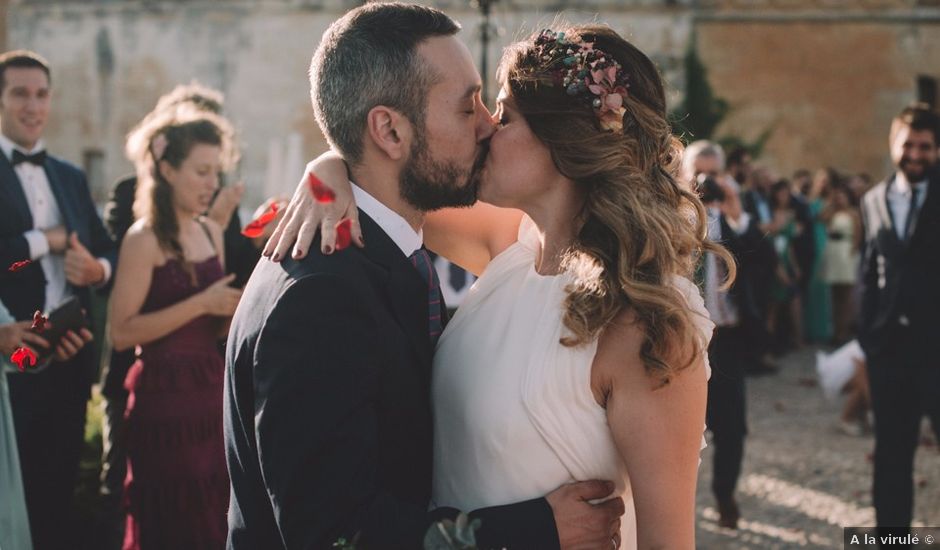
499, 24, 736, 382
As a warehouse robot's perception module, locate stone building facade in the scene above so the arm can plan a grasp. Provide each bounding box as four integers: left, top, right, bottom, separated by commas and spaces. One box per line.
3, 0, 939, 204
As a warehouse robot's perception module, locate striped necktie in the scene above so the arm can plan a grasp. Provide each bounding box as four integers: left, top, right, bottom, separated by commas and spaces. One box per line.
409, 247, 443, 347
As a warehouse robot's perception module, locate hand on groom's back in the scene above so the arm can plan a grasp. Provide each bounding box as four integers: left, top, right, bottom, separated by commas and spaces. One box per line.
547, 480, 625, 549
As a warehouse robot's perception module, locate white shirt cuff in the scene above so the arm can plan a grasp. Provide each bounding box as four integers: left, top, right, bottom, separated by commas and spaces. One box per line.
24, 229, 50, 260
95, 258, 112, 287
726, 212, 752, 235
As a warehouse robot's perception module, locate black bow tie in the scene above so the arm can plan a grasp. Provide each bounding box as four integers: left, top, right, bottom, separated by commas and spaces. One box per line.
11, 149, 46, 166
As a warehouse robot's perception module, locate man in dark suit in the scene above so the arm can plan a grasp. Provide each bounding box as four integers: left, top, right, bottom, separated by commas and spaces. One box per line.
225, 4, 623, 549
686, 141, 764, 530
0, 49, 117, 549
858, 103, 940, 542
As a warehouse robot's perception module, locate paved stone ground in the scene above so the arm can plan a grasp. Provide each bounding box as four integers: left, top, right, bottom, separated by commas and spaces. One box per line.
695, 346, 940, 549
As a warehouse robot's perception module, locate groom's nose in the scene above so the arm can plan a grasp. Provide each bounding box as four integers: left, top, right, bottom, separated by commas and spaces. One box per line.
475, 102, 496, 142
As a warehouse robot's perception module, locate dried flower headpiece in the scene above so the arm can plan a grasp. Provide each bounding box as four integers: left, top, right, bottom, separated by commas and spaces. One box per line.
528, 29, 630, 132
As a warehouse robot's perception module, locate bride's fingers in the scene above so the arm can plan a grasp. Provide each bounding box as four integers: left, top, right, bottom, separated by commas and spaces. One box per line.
263, 202, 292, 258
319, 215, 337, 255
293, 216, 320, 259
271, 206, 305, 262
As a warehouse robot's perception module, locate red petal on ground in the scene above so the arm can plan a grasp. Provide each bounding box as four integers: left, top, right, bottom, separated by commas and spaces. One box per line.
307, 173, 336, 204
11, 347, 37, 372
8, 260, 32, 272
773, 401, 786, 412
241, 203, 279, 238
31, 310, 47, 332
335, 219, 352, 251
797, 377, 818, 388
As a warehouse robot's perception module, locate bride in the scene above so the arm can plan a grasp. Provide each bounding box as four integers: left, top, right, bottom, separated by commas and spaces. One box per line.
268, 24, 731, 549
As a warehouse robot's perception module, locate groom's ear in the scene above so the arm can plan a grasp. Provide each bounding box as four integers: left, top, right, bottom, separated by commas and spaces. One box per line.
366, 105, 413, 162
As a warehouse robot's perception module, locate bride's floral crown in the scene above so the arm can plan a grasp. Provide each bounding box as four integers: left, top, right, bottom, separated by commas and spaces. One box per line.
524, 29, 631, 132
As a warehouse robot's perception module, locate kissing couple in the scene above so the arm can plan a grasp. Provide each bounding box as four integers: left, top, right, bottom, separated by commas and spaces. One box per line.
225, 3, 727, 549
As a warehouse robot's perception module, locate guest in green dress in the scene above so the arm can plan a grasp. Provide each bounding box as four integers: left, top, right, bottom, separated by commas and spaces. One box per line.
803, 168, 836, 343
0, 301, 94, 550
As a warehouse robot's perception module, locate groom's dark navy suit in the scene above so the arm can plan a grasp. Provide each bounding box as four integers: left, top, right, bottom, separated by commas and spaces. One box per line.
224, 210, 558, 549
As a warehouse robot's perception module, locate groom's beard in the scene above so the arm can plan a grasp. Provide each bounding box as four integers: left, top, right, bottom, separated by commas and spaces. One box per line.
400, 132, 488, 212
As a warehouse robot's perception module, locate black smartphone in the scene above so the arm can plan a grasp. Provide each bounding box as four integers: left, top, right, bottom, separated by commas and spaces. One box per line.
34, 296, 87, 362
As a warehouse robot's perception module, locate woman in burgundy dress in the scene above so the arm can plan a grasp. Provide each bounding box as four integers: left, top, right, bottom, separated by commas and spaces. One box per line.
109, 109, 242, 549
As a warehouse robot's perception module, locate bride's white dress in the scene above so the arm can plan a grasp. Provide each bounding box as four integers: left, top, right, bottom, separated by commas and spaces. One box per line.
431, 216, 714, 548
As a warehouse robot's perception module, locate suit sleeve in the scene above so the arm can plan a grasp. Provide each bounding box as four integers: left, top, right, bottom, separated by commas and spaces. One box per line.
253, 274, 429, 549
469, 498, 560, 549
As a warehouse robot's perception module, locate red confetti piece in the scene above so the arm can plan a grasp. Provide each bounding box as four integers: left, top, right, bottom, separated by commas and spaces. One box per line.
335, 219, 352, 251
31, 310, 47, 333
11, 347, 37, 372
307, 172, 336, 204
241, 203, 279, 238
8, 260, 31, 272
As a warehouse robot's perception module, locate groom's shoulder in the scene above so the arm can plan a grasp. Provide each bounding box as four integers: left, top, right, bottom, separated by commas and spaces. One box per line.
238, 247, 377, 316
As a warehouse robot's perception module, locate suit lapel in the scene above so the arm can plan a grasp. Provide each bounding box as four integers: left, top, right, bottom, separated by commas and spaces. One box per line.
0, 150, 35, 229
42, 158, 76, 232
357, 211, 433, 374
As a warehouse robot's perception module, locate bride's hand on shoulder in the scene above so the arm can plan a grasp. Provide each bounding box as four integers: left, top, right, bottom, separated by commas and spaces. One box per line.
263, 151, 365, 262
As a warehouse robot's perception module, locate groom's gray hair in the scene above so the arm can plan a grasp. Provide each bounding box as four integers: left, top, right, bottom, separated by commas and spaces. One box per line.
310, 2, 460, 164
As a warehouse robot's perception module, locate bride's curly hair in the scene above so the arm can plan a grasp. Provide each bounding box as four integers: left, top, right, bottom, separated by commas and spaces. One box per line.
499, 24, 735, 382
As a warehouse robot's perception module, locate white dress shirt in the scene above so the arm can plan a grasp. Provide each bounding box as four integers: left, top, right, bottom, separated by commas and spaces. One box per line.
0, 133, 111, 310
886, 171, 928, 240
704, 207, 751, 327
350, 181, 423, 257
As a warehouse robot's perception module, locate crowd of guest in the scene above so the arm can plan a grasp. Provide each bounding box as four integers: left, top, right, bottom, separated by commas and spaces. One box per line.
716, 153, 859, 352
681, 139, 879, 529
0, 49, 283, 550
682, 101, 940, 539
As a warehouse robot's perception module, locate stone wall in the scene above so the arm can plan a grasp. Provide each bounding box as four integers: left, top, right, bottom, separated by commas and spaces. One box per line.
6, 0, 939, 202
694, 4, 940, 180
5, 0, 691, 206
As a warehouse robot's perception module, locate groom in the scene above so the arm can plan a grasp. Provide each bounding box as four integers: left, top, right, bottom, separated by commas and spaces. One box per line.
224, 3, 623, 549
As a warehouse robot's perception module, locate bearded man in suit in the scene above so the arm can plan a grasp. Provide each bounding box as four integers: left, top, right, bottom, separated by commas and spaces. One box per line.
224, 4, 623, 549
858, 103, 940, 543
